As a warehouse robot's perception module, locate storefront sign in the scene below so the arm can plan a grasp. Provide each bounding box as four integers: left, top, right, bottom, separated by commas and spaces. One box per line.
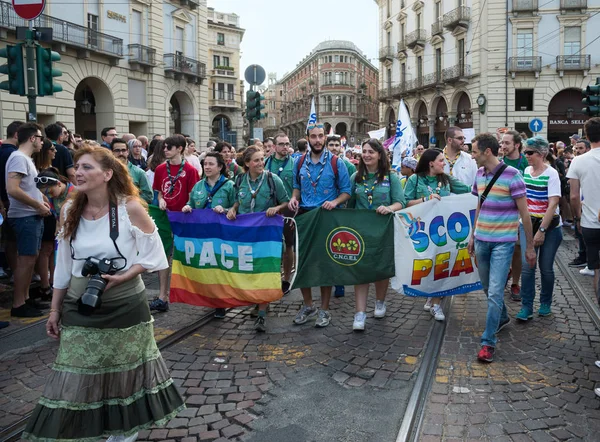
549, 119, 586, 126
107, 10, 126, 23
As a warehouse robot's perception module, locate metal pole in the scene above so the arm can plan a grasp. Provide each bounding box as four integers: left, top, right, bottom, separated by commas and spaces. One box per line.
25, 22, 36, 122
248, 85, 254, 146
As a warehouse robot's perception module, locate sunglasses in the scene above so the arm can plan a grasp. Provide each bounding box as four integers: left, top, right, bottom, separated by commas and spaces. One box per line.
307, 124, 324, 131
277, 142, 291, 147
523, 150, 538, 156
113, 148, 128, 153
33, 135, 43, 140
163, 145, 176, 150
34, 176, 59, 185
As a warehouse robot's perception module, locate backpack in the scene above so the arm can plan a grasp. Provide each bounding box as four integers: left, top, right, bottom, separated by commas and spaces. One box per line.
235, 171, 277, 208
295, 153, 339, 188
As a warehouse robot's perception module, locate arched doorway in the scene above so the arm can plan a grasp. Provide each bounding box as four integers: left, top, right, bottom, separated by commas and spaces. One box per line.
335, 122, 347, 137
169, 91, 195, 136
547, 89, 587, 144
74, 77, 114, 141
386, 107, 396, 139
211, 115, 232, 141
434, 98, 448, 149
455, 92, 473, 130
324, 122, 332, 135
415, 101, 429, 147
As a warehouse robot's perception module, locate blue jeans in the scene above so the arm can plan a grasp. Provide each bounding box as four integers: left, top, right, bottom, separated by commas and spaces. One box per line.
519, 224, 563, 312
475, 240, 515, 348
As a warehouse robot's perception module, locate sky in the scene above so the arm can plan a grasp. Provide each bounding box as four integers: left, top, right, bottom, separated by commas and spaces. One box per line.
207, 0, 379, 87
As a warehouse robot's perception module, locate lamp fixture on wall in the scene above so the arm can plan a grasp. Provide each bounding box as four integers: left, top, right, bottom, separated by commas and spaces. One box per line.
566, 107, 574, 119
80, 88, 92, 114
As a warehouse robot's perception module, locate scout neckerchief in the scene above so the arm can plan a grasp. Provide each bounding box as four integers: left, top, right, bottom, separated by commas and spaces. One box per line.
305, 150, 329, 193
265, 155, 289, 177
246, 171, 266, 212
443, 148, 458, 176
166, 159, 185, 194
362, 172, 381, 210
203, 175, 227, 209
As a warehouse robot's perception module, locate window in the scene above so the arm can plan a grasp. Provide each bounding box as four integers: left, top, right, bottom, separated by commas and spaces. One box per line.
214, 83, 225, 100
416, 13, 421, 29
213, 55, 220, 67
401, 23, 405, 40
87, 13, 98, 47
387, 68, 392, 89
131, 10, 142, 45
387, 0, 391, 17
564, 26, 581, 65
335, 96, 341, 112
227, 84, 234, 101
175, 26, 184, 55
435, 48, 442, 80
386, 31, 391, 47
417, 56, 423, 78
334, 55, 340, 62
515, 89, 534, 111
458, 39, 465, 71
329, 55, 333, 63
335, 72, 342, 84
401, 63, 406, 84
223, 56, 230, 67
217, 32, 225, 45
342, 96, 347, 112
517, 29, 533, 58
327, 96, 332, 112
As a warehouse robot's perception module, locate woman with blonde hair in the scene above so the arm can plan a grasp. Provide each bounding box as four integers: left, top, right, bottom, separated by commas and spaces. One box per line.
24, 146, 184, 442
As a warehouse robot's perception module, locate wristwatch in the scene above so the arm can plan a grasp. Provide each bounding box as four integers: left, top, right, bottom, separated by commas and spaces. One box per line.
539, 226, 546, 233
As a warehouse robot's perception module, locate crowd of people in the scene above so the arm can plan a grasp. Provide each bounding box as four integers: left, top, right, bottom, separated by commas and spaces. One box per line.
0, 117, 598, 440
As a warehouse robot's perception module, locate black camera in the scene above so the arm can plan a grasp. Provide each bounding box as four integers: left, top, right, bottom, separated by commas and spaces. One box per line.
77, 257, 119, 315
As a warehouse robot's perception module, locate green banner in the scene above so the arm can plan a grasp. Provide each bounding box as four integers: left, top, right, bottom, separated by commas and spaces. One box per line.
148, 204, 173, 256
293, 208, 395, 288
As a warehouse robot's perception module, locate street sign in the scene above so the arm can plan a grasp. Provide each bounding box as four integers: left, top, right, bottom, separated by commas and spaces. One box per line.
430, 136, 437, 144
253, 127, 263, 142
529, 118, 543, 133
12, 0, 45, 21
244, 64, 266, 86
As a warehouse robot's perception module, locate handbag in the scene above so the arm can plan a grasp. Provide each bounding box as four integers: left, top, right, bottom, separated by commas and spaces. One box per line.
531, 216, 560, 236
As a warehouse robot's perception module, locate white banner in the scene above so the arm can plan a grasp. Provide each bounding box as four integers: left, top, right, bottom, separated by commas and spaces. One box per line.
392, 194, 483, 297
368, 127, 387, 140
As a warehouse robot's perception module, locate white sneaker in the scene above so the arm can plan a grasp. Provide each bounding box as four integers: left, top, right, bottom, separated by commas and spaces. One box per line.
430, 304, 445, 321
580, 266, 595, 276
596, 387, 600, 398
374, 300, 386, 318
595, 361, 600, 369
353, 312, 366, 331
424, 298, 433, 311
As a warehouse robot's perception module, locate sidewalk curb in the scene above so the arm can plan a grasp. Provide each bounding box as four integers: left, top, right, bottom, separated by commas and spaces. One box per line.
556, 257, 600, 330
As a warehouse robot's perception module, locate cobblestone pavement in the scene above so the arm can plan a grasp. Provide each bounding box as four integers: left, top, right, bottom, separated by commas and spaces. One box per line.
419, 228, 600, 441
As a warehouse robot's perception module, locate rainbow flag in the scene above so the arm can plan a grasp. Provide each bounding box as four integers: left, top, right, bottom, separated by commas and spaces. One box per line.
167, 209, 285, 308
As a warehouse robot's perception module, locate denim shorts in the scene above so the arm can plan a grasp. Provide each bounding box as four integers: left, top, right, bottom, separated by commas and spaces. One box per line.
8, 215, 43, 256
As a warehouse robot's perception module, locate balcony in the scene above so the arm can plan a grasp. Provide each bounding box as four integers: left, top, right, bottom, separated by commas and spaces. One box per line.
211, 66, 236, 77
164, 53, 207, 84
178, 0, 199, 10
556, 55, 590, 74
512, 0, 538, 13
379, 46, 394, 62
392, 83, 407, 97
397, 40, 407, 57
560, 0, 587, 11
443, 6, 470, 32
406, 76, 424, 92
406, 29, 426, 50
210, 92, 237, 108
128, 44, 156, 72
378, 86, 394, 102
423, 72, 443, 88
0, 0, 123, 61
431, 20, 444, 37
442, 64, 471, 83
508, 56, 542, 77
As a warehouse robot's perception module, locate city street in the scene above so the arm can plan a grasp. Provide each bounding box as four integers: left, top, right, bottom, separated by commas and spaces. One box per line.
0, 229, 599, 441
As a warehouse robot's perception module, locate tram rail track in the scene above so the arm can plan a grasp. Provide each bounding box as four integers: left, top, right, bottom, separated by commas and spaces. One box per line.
0, 308, 223, 442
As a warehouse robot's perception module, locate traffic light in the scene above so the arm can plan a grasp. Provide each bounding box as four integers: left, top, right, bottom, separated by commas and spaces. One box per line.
36, 46, 63, 97
246, 90, 265, 121
583, 77, 600, 117
0, 44, 25, 96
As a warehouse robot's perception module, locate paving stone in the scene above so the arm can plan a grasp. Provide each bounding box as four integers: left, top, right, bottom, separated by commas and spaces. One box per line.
221, 424, 245, 438
198, 430, 220, 441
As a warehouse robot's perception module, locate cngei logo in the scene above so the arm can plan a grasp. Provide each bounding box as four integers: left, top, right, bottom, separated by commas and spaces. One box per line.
326, 227, 364, 266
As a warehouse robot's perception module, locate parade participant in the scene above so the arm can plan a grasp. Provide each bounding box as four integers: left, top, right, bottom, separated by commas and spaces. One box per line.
111, 138, 153, 204
263, 137, 274, 157
442, 126, 478, 186
137, 135, 149, 159
568, 118, 600, 308
185, 138, 203, 176
500, 131, 527, 302
288, 123, 352, 328
414, 144, 425, 160
515, 136, 562, 320
146, 140, 165, 206
226, 146, 289, 332
215, 141, 241, 179
127, 139, 147, 171
400, 156, 417, 188
100, 127, 118, 149
292, 138, 307, 160
348, 139, 405, 330
45, 123, 76, 184
404, 149, 471, 320
468, 133, 536, 363
264, 133, 295, 291
24, 146, 184, 442
149, 135, 200, 312
570, 139, 591, 271
35, 167, 75, 218
32, 138, 56, 171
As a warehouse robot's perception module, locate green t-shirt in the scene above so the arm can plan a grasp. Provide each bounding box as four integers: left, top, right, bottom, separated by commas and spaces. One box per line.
128, 162, 153, 204
264, 154, 294, 197
227, 162, 242, 180
503, 154, 527, 176
342, 157, 357, 176
235, 171, 289, 214
187, 177, 235, 209
404, 174, 471, 200
349, 172, 406, 210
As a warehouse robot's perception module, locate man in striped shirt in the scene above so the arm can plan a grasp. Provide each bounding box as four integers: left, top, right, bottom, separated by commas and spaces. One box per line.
468, 133, 536, 363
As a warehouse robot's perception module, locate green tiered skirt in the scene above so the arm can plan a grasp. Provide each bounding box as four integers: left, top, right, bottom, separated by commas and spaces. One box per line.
23, 275, 185, 442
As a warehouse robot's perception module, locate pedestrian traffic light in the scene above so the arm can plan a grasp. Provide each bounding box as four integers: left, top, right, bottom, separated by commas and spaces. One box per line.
583, 77, 600, 117
246, 90, 265, 122
36, 46, 63, 97
0, 44, 25, 96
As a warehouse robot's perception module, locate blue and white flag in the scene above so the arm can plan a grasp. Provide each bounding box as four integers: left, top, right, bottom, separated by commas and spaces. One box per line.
306, 97, 317, 131
391, 99, 418, 167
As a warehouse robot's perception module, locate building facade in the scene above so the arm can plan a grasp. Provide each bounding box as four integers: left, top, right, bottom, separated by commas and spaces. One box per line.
374, 0, 600, 146
279, 40, 379, 145
0, 0, 209, 145
207, 8, 245, 147
254, 73, 284, 139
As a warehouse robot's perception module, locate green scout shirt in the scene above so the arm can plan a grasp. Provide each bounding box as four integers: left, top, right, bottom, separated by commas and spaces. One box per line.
187, 178, 235, 209
235, 171, 289, 214
227, 162, 242, 180
342, 157, 357, 176
264, 154, 294, 197
404, 174, 471, 200
128, 161, 153, 204
502, 154, 527, 176
348, 172, 406, 209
